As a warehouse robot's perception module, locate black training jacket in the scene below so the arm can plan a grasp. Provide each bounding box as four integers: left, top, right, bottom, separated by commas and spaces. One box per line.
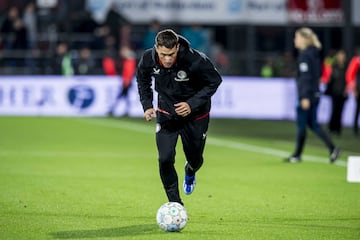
136, 36, 222, 122
296, 46, 322, 102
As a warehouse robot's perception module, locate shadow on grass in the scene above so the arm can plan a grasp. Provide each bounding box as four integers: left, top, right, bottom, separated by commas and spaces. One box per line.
50, 224, 159, 239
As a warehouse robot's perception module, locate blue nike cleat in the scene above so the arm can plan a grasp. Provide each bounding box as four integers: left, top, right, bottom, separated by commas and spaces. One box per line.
183, 174, 196, 195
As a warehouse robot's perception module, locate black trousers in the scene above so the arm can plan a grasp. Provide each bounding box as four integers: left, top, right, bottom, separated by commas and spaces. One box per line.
108, 86, 131, 115
354, 94, 360, 134
156, 115, 209, 204
294, 101, 335, 157
328, 95, 347, 134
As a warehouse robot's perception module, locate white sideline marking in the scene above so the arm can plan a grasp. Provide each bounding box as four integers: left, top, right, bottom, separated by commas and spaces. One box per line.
76, 118, 347, 167
207, 138, 347, 167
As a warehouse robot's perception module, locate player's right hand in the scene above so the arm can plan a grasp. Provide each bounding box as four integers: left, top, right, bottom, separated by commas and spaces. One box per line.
301, 98, 310, 110
144, 108, 156, 121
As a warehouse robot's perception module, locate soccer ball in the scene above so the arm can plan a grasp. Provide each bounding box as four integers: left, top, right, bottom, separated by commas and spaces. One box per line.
156, 202, 188, 232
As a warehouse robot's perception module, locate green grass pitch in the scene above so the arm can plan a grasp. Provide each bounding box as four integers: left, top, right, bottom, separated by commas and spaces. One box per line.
0, 117, 359, 240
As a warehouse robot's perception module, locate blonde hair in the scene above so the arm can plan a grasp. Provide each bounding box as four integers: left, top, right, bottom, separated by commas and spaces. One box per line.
296, 27, 322, 49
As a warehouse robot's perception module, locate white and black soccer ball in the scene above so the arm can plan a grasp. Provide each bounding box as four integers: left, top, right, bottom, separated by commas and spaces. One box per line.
156, 202, 188, 232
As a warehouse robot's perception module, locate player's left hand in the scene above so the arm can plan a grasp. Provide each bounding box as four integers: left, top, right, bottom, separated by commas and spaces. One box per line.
174, 102, 191, 117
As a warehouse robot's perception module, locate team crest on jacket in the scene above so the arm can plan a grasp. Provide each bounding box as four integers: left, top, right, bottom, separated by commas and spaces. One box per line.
175, 70, 189, 81
153, 67, 160, 75
299, 62, 308, 72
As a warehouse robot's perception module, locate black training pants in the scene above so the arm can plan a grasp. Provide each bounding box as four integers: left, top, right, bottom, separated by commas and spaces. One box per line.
294, 101, 334, 157
354, 94, 360, 133
328, 94, 346, 134
156, 115, 209, 204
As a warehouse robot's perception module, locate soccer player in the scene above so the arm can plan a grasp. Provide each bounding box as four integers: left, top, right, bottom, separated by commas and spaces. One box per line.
285, 27, 340, 163
136, 29, 222, 205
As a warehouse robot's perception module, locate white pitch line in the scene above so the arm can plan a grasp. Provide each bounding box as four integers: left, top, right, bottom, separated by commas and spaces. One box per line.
207, 138, 347, 167
75, 118, 347, 167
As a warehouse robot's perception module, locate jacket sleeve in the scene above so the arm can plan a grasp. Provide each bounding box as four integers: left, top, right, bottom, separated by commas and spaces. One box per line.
186, 56, 222, 112
297, 53, 314, 100
345, 57, 360, 92
122, 58, 136, 88
136, 56, 153, 112
320, 62, 332, 84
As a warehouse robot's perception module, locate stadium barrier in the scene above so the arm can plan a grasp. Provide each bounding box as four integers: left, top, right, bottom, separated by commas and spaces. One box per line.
0, 76, 356, 126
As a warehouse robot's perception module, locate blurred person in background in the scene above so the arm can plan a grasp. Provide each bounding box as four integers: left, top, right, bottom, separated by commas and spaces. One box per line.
275, 51, 296, 78
10, 17, 28, 68
346, 48, 360, 136
181, 24, 210, 55
101, 32, 119, 76
285, 27, 340, 164
142, 19, 161, 50
73, 46, 97, 75
137, 29, 222, 205
23, 2, 37, 49
260, 56, 274, 78
107, 45, 136, 117
23, 2, 39, 73
51, 41, 73, 76
0, 6, 28, 69
324, 50, 348, 136
102, 49, 117, 76
92, 25, 111, 50
12, 18, 28, 50
0, 6, 19, 49
320, 49, 337, 84
211, 43, 229, 74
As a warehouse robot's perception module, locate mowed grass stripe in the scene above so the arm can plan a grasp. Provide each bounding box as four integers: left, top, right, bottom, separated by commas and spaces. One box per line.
0, 150, 148, 158
0, 117, 359, 240
74, 117, 347, 167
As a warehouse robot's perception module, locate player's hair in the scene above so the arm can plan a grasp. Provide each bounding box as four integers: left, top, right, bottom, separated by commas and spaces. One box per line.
296, 27, 322, 49
155, 29, 179, 49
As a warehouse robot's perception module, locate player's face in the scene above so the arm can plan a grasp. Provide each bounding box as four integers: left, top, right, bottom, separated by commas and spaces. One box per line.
294, 32, 305, 50
156, 44, 179, 68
